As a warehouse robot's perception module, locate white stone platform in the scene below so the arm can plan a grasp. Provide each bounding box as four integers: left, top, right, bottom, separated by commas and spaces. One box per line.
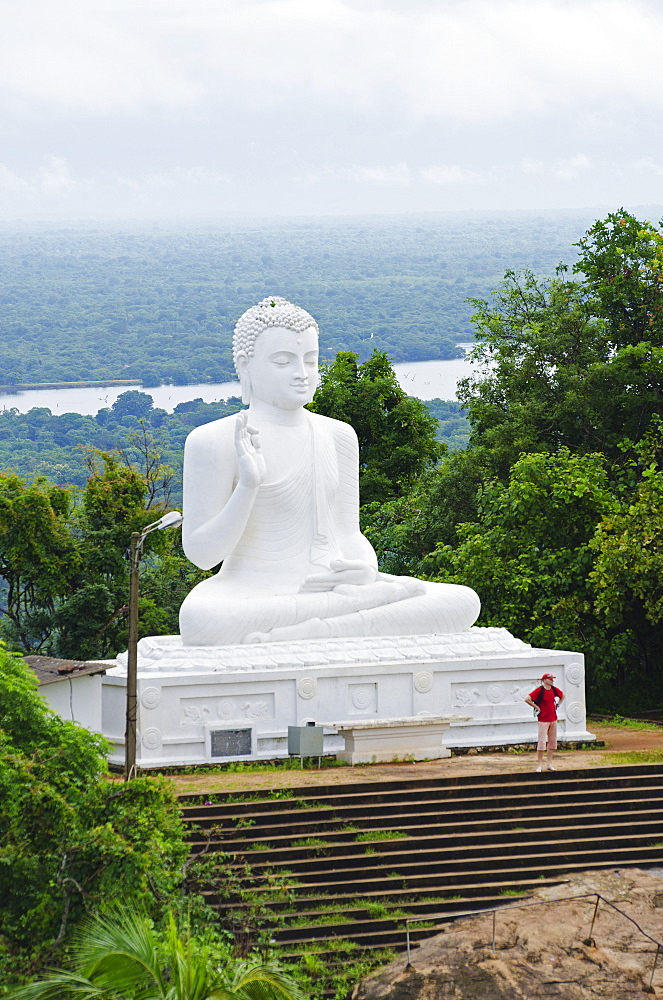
329, 715, 469, 764
101, 627, 594, 768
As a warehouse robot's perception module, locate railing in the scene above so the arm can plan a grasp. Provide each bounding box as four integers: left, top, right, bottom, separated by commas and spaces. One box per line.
405, 893, 663, 993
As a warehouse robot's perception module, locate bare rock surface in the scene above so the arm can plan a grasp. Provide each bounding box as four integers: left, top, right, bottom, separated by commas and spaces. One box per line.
355, 869, 663, 999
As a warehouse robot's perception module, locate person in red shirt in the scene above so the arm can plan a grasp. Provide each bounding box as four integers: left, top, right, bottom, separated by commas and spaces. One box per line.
525, 673, 565, 772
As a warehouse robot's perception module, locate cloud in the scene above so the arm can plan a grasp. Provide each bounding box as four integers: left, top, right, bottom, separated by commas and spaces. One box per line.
420, 165, 484, 185
634, 157, 663, 177
346, 162, 411, 186
0, 156, 74, 199
1, 0, 663, 125
295, 162, 412, 186
0, 163, 31, 195
520, 159, 545, 176
39, 156, 74, 194
551, 154, 592, 180
0, 0, 202, 115
117, 166, 232, 193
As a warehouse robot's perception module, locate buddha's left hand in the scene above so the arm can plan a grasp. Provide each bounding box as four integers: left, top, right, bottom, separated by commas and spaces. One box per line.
300, 558, 378, 592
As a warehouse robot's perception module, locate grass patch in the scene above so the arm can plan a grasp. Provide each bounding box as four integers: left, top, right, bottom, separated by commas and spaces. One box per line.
294, 799, 335, 810
286, 911, 350, 928
340, 824, 359, 834
289, 948, 397, 1000
596, 715, 662, 731
364, 847, 378, 855
291, 837, 331, 850
294, 938, 360, 954
408, 920, 437, 929
599, 750, 663, 765
511, 826, 525, 831
247, 842, 271, 851
353, 900, 412, 920
355, 899, 388, 919
499, 889, 524, 896
232, 816, 256, 830
356, 830, 409, 842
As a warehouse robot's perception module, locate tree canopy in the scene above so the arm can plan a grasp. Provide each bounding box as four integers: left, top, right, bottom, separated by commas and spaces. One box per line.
365, 209, 663, 710
0, 646, 188, 981
309, 350, 441, 504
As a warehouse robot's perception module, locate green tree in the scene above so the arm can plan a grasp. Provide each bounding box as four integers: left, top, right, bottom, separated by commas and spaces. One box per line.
0, 646, 188, 980
421, 448, 656, 708
590, 420, 663, 679
309, 350, 441, 504
576, 209, 663, 346
5, 906, 307, 1000
0, 475, 80, 651
50, 452, 154, 660
363, 446, 488, 573
461, 212, 663, 471
111, 390, 155, 420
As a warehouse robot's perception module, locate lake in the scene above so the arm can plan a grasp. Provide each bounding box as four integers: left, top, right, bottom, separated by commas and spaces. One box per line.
0, 354, 476, 416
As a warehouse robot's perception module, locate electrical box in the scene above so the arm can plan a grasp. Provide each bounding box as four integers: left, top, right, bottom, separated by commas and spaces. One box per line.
288, 723, 324, 757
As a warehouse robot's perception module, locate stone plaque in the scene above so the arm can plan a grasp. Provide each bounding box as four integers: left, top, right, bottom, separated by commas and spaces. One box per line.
210, 728, 252, 758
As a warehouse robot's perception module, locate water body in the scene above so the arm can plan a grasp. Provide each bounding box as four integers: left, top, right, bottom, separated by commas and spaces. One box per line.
0, 354, 476, 416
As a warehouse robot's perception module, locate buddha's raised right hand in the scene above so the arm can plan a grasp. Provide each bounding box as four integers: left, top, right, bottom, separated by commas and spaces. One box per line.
234, 412, 266, 488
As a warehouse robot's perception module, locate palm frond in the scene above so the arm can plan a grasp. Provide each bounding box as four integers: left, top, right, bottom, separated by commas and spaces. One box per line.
4, 970, 105, 1000
224, 961, 308, 1000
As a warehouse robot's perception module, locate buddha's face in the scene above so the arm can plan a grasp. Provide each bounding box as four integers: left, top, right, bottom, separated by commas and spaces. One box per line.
240, 325, 319, 409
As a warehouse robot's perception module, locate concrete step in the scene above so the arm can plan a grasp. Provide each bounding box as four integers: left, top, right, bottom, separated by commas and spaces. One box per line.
182, 764, 663, 966
193, 810, 663, 854
179, 762, 663, 813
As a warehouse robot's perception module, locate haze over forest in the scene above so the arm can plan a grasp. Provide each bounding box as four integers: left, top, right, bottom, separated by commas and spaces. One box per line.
0, 210, 619, 388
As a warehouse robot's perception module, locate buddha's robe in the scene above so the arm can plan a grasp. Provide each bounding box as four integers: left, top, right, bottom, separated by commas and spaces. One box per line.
179, 411, 480, 646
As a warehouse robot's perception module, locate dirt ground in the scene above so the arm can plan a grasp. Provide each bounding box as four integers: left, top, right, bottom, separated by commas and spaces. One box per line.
164, 722, 663, 797
355, 869, 663, 999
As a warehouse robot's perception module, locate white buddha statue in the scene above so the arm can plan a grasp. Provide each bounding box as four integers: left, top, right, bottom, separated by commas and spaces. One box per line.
179, 297, 480, 646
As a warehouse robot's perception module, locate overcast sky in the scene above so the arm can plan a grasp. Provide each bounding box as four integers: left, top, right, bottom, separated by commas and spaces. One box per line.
1, 0, 663, 220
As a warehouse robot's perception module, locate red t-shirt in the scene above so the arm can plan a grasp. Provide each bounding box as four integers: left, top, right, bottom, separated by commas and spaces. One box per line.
530, 685, 563, 722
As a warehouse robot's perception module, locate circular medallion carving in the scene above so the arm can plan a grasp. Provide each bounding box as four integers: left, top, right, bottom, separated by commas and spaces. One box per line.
567, 701, 584, 724
352, 687, 372, 710
141, 727, 162, 750
140, 686, 161, 710
218, 701, 236, 719
486, 684, 504, 704
297, 677, 317, 700
566, 663, 584, 686
414, 671, 433, 693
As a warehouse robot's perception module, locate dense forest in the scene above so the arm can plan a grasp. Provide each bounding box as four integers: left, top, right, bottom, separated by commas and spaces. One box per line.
0, 212, 598, 386
0, 391, 469, 489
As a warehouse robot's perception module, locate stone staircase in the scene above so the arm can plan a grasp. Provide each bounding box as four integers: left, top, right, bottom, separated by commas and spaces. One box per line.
181, 764, 663, 972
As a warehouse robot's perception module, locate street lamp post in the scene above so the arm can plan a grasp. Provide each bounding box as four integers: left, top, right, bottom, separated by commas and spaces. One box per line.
124, 510, 183, 781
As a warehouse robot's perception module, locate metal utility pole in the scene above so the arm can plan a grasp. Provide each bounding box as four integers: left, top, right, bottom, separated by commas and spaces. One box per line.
124, 531, 141, 780
123, 511, 183, 781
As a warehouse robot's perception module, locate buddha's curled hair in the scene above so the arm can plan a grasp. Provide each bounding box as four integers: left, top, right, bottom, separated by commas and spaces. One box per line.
232, 296, 319, 371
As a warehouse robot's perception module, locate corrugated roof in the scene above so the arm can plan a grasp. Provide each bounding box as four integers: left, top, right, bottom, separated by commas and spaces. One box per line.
23, 655, 107, 686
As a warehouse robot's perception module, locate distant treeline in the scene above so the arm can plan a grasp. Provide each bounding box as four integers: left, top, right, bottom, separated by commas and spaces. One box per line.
0, 213, 596, 385
0, 388, 469, 492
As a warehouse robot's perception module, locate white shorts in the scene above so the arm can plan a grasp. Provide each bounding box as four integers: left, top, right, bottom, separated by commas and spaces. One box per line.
537, 721, 557, 751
